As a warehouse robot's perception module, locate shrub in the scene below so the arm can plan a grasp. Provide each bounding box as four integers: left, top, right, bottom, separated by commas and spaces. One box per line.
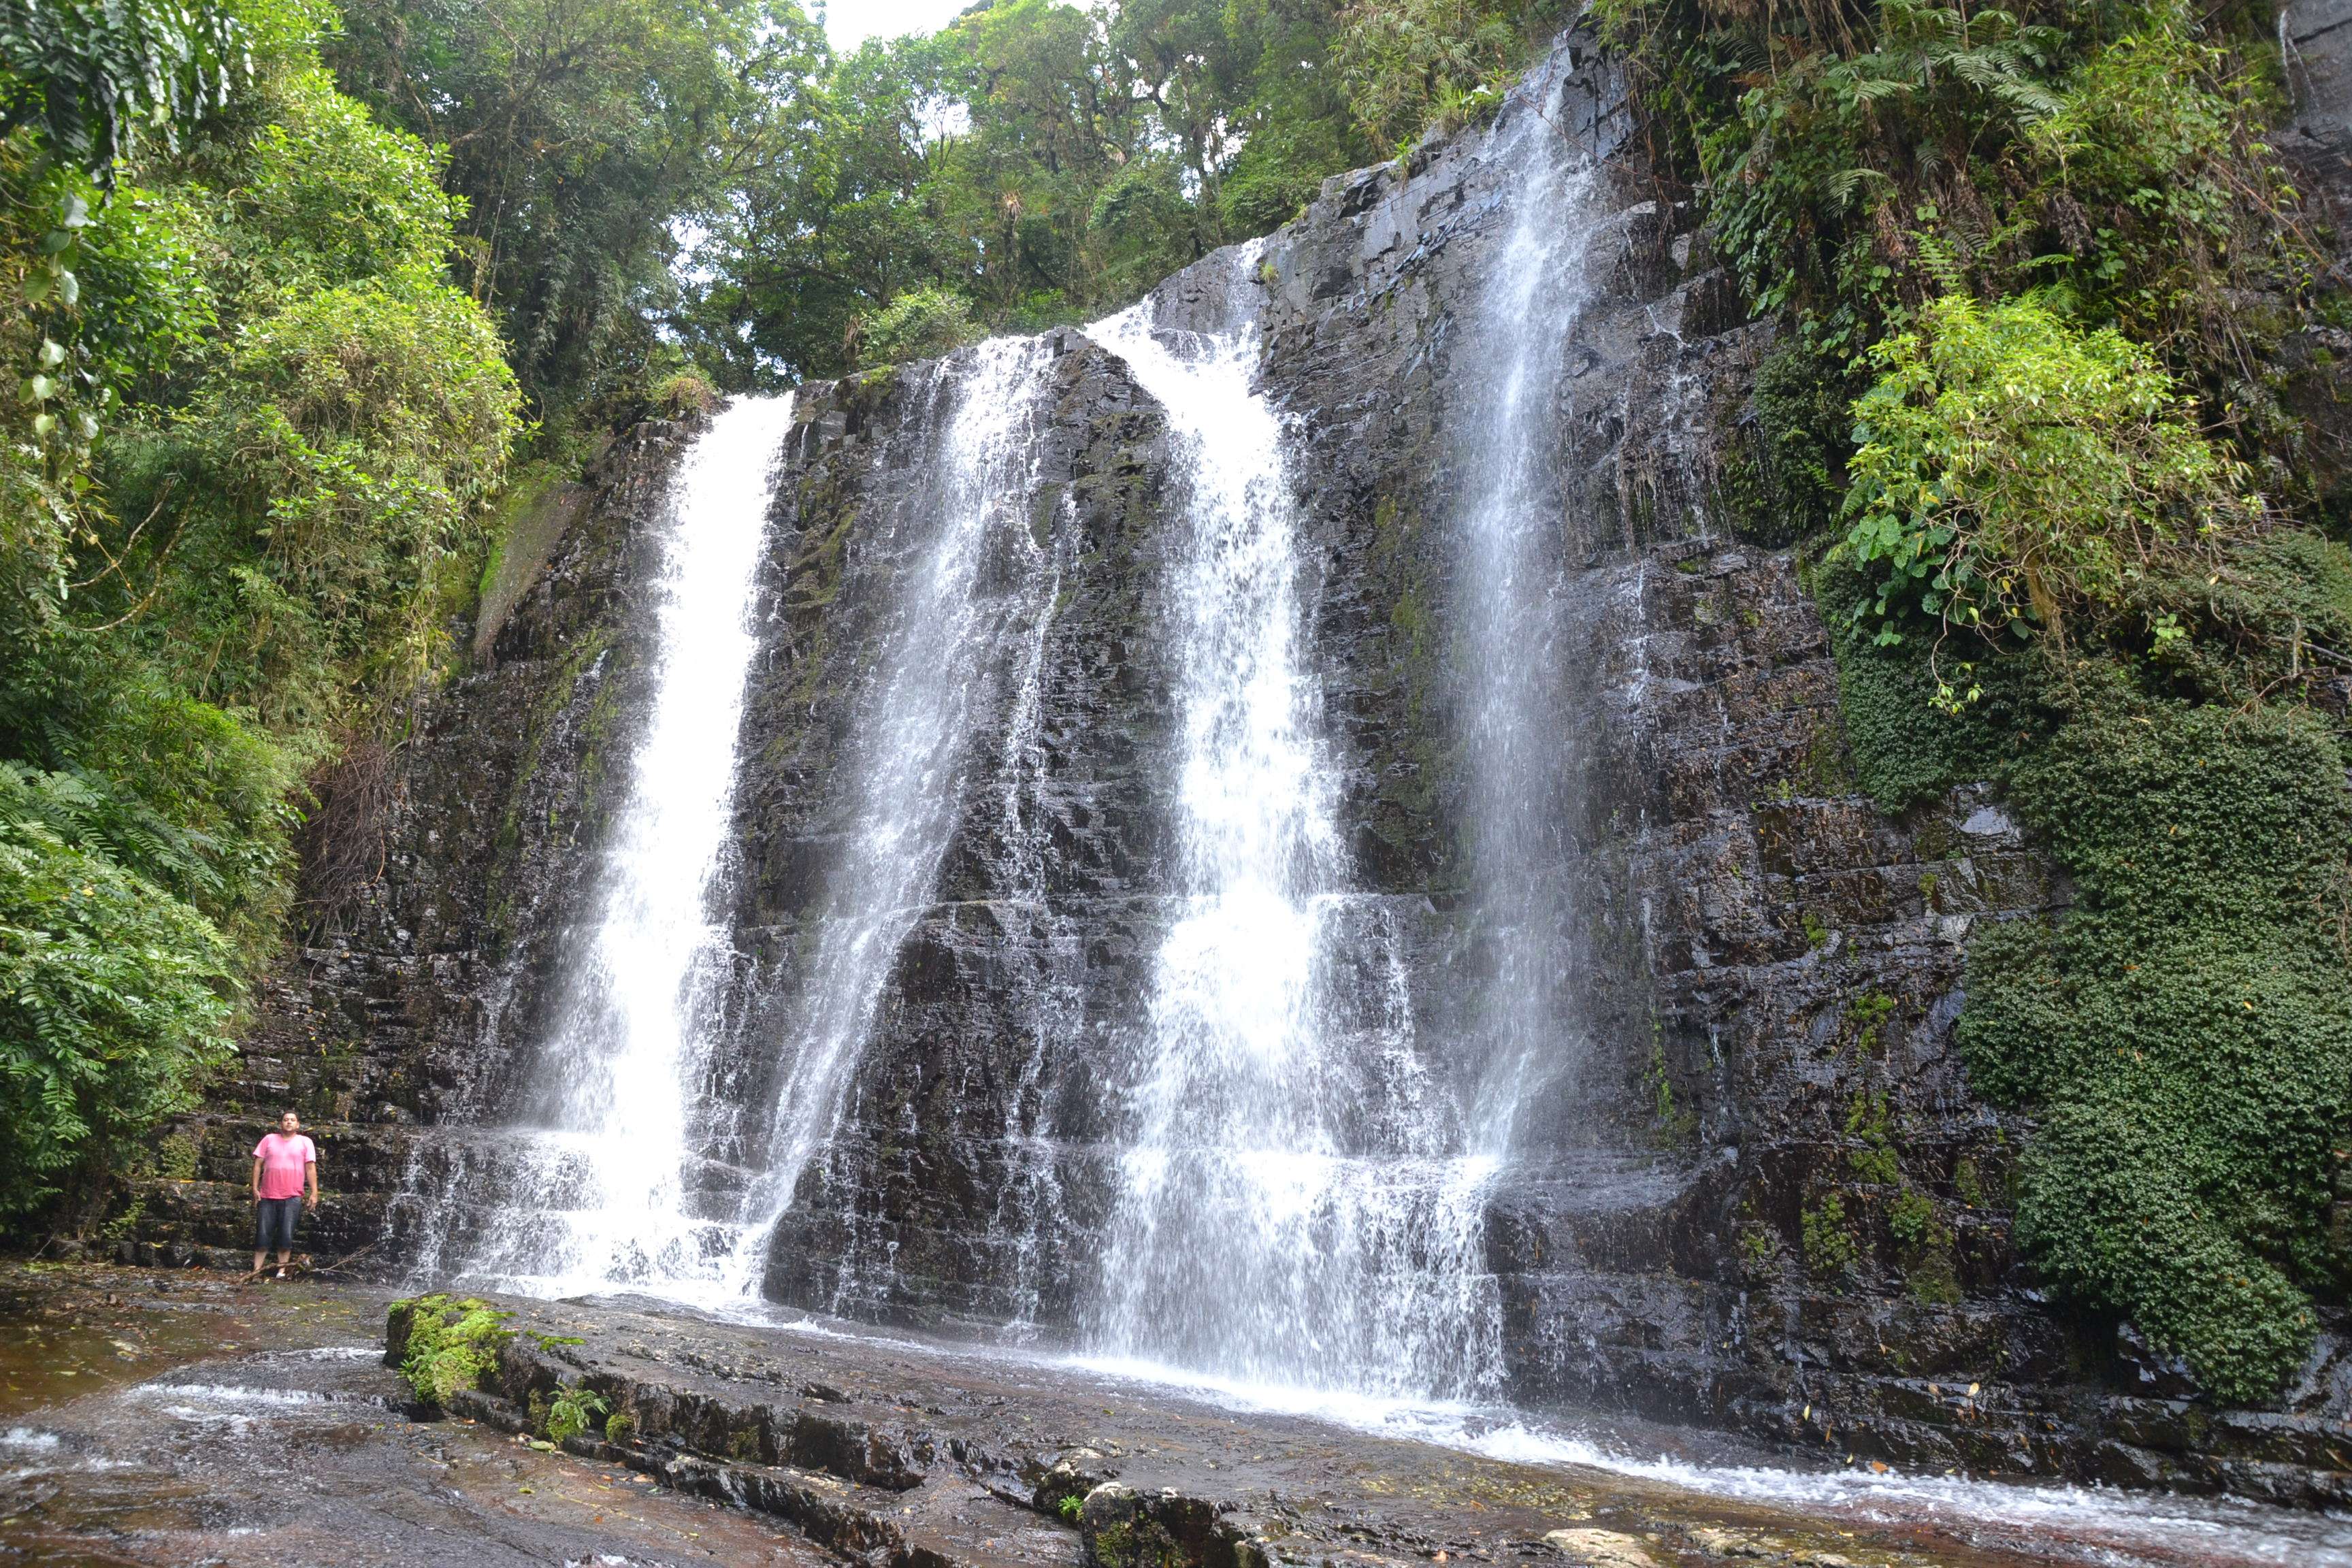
543, 1383, 609, 1444
229, 68, 457, 289
1843, 293, 2255, 668
128, 274, 519, 724
0, 761, 235, 1215
650, 370, 719, 418
855, 287, 981, 368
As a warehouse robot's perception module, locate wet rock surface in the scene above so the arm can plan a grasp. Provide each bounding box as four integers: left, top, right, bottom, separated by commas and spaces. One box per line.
10, 1265, 2351, 1568
0, 1264, 823, 1566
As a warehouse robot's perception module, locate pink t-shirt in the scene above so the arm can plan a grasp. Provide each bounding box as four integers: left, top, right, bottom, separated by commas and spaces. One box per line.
253, 1132, 316, 1200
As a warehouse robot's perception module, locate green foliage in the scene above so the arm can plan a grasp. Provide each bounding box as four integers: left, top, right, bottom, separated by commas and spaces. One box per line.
0, 0, 250, 182
0, 3, 519, 1214
1058, 1494, 1086, 1523
1597, 0, 2309, 397
1644, 1026, 1697, 1145
394, 1294, 512, 1406
1722, 342, 1851, 547
1843, 293, 2254, 666
1846, 991, 1897, 1054
1959, 691, 2351, 1403
650, 370, 719, 419
855, 285, 982, 368
543, 1383, 609, 1444
129, 274, 520, 721
687, 0, 1375, 382
1825, 525, 2352, 1403
1844, 1090, 1900, 1183
231, 68, 460, 293
1955, 1156, 1987, 1208
1333, 0, 1552, 146
0, 761, 234, 1214
329, 0, 791, 421
1887, 1184, 1936, 1246
337, 0, 1370, 403
1817, 551, 2027, 808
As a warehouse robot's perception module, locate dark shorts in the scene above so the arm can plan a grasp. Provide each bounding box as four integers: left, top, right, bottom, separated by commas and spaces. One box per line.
255, 1194, 302, 1253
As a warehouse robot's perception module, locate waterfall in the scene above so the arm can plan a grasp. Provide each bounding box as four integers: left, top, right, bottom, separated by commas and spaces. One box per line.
445, 395, 794, 1296
731, 338, 1059, 1293
1451, 62, 1615, 1158
425, 54, 1614, 1384
1085, 251, 1501, 1399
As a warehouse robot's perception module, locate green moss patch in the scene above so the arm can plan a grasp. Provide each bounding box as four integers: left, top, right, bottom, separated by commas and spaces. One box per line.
1826, 555, 2352, 1401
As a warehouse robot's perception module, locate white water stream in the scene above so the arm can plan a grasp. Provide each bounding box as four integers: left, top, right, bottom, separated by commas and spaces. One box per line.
727, 337, 1058, 1290
1085, 252, 1502, 1398
445, 395, 794, 1295
1452, 63, 1616, 1152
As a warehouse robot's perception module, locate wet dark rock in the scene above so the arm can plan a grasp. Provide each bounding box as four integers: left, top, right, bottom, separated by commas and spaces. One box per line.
345, 1288, 2118, 1568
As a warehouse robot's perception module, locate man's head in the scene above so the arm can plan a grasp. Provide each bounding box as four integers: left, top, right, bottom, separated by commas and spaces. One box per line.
278, 1111, 300, 1134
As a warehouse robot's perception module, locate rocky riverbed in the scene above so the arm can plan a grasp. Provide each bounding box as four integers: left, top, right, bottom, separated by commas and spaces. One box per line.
3, 1262, 2348, 1568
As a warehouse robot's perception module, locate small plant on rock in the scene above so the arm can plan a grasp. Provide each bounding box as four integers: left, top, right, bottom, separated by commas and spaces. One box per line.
393, 1294, 512, 1406
1886, 1184, 1937, 1246
1845, 1090, 1901, 1184
650, 370, 718, 418
1801, 1195, 1860, 1281
544, 1384, 610, 1445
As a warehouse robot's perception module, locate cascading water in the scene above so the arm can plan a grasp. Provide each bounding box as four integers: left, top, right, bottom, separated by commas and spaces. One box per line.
728, 338, 1059, 1294
436, 57, 1618, 1375
442, 343, 1060, 1303
1450, 60, 1618, 1154
437, 396, 794, 1296
1085, 251, 1502, 1399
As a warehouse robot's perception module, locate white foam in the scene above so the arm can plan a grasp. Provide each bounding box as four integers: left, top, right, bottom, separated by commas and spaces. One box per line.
138, 1382, 337, 1407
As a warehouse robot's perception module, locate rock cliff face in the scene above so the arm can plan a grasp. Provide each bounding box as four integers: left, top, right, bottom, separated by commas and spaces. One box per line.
114, 27, 2349, 1507
114, 417, 704, 1264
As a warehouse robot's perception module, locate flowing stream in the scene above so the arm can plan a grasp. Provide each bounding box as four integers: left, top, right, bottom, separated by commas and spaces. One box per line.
1452, 61, 1617, 1157
728, 338, 1059, 1290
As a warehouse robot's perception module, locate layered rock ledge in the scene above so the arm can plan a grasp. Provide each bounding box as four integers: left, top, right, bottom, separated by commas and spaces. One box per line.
372, 1290, 2137, 1568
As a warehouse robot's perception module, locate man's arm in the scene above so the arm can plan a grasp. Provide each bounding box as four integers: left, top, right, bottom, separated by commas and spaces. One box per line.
250, 1156, 263, 1199
305, 1149, 320, 1209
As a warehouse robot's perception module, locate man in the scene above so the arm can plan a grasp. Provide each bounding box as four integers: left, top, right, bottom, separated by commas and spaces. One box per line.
250, 1111, 319, 1279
